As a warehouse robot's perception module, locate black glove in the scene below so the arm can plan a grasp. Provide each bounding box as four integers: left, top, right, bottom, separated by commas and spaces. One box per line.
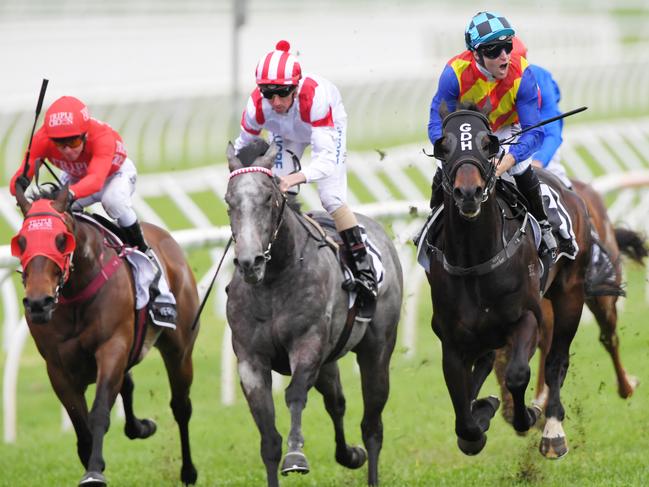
66, 189, 78, 212
15, 176, 30, 192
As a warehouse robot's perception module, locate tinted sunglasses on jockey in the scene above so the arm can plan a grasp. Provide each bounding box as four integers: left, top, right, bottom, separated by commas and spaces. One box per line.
51, 134, 86, 149
479, 40, 514, 59
259, 85, 296, 99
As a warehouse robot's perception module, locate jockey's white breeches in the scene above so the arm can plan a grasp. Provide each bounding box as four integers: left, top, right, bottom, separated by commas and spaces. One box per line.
62, 158, 138, 227
544, 149, 572, 187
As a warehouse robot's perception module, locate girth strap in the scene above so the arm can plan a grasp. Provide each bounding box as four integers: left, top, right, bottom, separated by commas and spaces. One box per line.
325, 303, 358, 363
427, 213, 529, 277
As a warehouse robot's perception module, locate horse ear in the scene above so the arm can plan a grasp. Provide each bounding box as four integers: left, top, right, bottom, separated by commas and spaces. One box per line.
14, 182, 31, 216
433, 136, 448, 161
260, 143, 279, 169
53, 184, 70, 213
226, 142, 243, 171
439, 100, 450, 121
486, 134, 501, 157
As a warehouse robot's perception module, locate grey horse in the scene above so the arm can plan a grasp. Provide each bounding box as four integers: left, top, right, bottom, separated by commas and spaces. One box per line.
225, 140, 403, 487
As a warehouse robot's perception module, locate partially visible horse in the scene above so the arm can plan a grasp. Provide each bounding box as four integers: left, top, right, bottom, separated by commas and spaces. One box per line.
423, 104, 596, 458
225, 140, 403, 487
11, 185, 199, 486
496, 179, 647, 418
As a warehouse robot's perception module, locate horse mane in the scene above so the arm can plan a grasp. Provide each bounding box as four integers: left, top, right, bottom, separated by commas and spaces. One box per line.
236, 139, 302, 213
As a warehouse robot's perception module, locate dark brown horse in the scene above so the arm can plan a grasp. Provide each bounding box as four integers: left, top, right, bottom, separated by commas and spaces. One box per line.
10, 185, 199, 486
423, 105, 595, 459
496, 178, 647, 418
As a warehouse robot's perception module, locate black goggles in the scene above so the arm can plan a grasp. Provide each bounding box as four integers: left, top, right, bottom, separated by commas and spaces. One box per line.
479, 40, 513, 59
259, 85, 296, 99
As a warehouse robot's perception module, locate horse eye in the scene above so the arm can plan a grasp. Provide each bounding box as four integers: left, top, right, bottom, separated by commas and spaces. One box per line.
55, 233, 68, 253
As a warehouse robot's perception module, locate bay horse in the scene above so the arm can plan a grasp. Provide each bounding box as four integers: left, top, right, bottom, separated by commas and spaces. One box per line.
495, 178, 647, 419
423, 104, 593, 459
10, 184, 199, 486
225, 140, 403, 487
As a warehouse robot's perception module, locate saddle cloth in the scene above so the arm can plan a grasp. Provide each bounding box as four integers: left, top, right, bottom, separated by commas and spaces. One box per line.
76, 213, 175, 328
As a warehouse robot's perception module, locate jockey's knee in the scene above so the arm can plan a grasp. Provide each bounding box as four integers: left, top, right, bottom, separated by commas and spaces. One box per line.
330, 204, 358, 232
102, 194, 133, 221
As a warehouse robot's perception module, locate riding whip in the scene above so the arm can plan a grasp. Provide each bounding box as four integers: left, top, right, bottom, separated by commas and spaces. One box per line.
190, 236, 233, 330
21, 78, 49, 180
500, 106, 588, 145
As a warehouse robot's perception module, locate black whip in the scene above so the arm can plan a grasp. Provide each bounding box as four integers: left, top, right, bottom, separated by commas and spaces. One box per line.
190, 236, 233, 330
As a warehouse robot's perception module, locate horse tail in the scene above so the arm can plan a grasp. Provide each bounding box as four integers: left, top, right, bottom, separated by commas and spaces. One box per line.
614, 227, 648, 265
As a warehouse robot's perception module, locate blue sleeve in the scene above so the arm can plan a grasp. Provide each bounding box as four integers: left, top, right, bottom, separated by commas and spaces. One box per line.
510, 67, 544, 163
428, 65, 460, 145
531, 65, 563, 166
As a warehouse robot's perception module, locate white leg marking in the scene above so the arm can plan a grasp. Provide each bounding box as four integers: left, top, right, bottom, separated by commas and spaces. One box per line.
543, 416, 565, 439
238, 361, 264, 394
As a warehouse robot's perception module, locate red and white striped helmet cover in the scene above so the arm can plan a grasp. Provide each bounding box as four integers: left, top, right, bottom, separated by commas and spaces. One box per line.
255, 40, 302, 86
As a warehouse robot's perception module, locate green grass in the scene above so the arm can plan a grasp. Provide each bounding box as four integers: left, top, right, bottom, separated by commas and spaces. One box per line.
0, 258, 648, 486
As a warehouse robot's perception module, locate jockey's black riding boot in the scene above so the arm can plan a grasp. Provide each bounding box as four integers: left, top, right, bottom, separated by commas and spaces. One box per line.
340, 226, 378, 321
514, 167, 557, 258
429, 169, 444, 210
122, 221, 177, 326
122, 221, 150, 253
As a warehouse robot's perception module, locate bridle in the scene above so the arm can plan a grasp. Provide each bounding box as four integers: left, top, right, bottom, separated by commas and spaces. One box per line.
13, 204, 76, 302
228, 166, 287, 262
434, 110, 500, 205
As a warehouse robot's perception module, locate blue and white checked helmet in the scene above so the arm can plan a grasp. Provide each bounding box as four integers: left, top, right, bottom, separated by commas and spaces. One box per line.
465, 11, 515, 51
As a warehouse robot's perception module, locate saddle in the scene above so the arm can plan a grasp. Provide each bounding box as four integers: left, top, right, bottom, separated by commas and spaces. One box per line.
67, 212, 150, 368
303, 212, 385, 289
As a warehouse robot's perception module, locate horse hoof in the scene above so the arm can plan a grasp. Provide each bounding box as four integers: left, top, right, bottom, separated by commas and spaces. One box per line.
472, 395, 500, 432
619, 374, 639, 398
336, 445, 367, 469
281, 451, 310, 476
125, 418, 157, 439
457, 434, 487, 456
79, 471, 107, 486
181, 462, 198, 485
539, 435, 569, 459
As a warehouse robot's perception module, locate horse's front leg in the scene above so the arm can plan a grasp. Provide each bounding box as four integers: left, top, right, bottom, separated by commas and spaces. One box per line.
237, 358, 282, 487
506, 310, 541, 433
46, 364, 92, 468
281, 341, 322, 476
81, 345, 128, 486
441, 342, 496, 456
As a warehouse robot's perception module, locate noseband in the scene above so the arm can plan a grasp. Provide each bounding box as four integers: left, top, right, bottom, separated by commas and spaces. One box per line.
228, 166, 287, 261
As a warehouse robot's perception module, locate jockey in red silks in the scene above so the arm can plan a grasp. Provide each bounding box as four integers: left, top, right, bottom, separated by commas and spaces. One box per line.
233, 40, 378, 319
10, 96, 177, 327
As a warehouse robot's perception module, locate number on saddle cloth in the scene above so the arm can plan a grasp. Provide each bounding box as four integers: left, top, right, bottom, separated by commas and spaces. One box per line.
539, 183, 578, 259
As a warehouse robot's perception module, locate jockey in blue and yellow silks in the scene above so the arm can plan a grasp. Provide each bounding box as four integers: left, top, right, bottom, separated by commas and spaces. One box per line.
426, 11, 557, 257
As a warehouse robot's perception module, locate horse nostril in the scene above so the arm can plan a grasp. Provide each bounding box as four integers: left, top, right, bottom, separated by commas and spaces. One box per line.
453, 187, 463, 200
233, 258, 240, 268
23, 295, 56, 313
253, 255, 266, 267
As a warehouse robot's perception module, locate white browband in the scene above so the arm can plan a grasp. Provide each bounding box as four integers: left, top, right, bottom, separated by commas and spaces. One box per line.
228, 166, 273, 179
